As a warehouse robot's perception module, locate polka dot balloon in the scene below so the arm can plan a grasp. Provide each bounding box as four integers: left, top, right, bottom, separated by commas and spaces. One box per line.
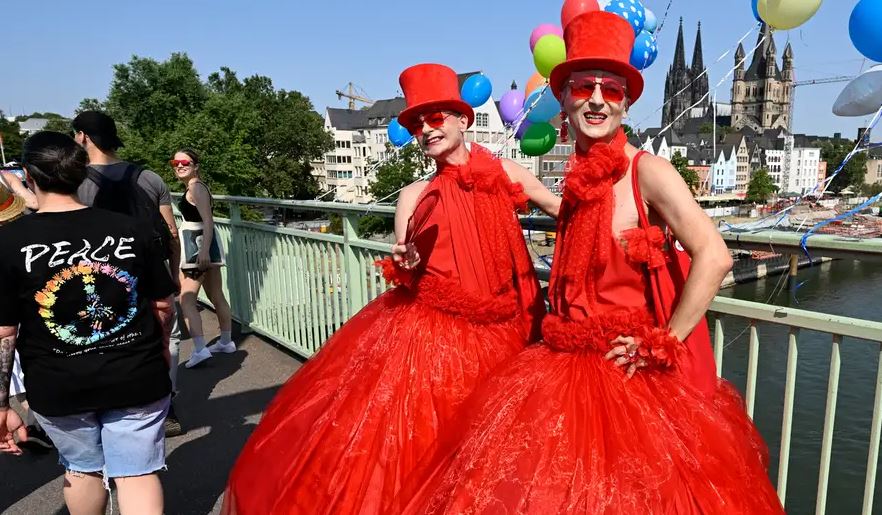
630, 30, 659, 70
603, 0, 646, 36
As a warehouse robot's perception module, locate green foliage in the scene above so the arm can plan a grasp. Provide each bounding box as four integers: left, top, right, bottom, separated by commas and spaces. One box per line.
860, 182, 882, 197
357, 143, 431, 238
821, 140, 868, 193
671, 151, 699, 191
14, 112, 65, 121
43, 118, 72, 133
0, 113, 23, 163
82, 53, 333, 199
746, 168, 777, 203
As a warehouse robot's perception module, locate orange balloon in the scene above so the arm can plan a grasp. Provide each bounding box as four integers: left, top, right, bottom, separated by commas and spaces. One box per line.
525, 72, 547, 97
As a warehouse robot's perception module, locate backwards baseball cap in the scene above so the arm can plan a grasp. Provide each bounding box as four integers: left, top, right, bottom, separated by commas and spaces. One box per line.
72, 111, 124, 151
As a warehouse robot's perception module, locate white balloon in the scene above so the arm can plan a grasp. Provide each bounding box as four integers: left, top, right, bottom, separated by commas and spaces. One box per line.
833, 65, 882, 117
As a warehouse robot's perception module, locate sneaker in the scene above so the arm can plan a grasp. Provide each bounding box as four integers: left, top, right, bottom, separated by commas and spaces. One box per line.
206, 340, 237, 354
19, 425, 54, 453
164, 406, 184, 437
185, 347, 212, 368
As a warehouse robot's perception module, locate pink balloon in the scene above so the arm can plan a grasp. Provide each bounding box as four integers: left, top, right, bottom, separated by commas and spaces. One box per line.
561, 0, 601, 29
529, 23, 564, 51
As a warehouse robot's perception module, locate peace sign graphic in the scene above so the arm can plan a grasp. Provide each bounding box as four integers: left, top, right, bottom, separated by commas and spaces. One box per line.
35, 261, 139, 346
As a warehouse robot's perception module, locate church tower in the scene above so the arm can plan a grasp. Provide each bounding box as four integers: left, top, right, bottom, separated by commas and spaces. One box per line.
662, 19, 710, 132
730, 23, 794, 131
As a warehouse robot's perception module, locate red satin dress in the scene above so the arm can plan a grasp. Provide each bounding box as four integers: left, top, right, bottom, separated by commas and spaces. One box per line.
222, 144, 543, 515
400, 142, 784, 514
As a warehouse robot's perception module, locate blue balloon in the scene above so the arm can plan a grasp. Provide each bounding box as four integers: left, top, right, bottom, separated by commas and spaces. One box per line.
525, 89, 561, 123
630, 30, 659, 70
644, 7, 658, 33
850, 0, 882, 62
603, 0, 646, 36
751, 0, 762, 22
461, 74, 493, 108
387, 118, 412, 147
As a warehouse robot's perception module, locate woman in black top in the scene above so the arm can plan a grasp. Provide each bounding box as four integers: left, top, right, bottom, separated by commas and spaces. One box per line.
171, 149, 234, 368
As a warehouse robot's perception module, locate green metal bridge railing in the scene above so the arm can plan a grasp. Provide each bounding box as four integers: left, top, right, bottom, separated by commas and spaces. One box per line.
176, 194, 882, 514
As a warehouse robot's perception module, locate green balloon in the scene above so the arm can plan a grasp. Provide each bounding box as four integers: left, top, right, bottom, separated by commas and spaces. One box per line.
533, 35, 567, 79
520, 122, 557, 157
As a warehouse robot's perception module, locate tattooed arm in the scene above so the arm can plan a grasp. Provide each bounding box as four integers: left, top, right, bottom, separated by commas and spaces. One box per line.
0, 326, 26, 455
0, 326, 15, 410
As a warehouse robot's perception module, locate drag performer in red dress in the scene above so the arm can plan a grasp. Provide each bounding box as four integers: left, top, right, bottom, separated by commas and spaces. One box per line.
222, 64, 559, 514
400, 13, 784, 514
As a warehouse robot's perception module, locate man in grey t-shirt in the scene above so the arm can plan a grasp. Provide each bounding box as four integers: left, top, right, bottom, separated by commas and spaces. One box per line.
72, 111, 185, 437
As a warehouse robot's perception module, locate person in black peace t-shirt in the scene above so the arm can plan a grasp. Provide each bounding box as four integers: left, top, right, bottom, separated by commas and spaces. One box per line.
0, 131, 176, 515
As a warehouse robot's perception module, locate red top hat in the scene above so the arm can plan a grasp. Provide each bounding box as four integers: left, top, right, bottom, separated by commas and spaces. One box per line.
398, 63, 475, 131
550, 11, 644, 104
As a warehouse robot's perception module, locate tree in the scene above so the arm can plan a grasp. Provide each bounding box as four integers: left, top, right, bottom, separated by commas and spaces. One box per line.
43, 118, 72, 133
0, 113, 24, 164
746, 168, 777, 203
83, 53, 333, 199
821, 140, 868, 193
671, 151, 699, 192
358, 143, 431, 237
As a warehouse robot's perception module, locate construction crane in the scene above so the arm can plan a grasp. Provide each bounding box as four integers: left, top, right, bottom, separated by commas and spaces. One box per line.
787, 75, 853, 133
335, 82, 374, 110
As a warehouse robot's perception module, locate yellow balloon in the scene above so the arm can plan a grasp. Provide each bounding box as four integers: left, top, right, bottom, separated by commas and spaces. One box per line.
757, 0, 822, 30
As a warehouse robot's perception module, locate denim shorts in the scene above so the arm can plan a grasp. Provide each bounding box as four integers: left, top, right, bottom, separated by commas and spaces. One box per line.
33, 395, 170, 478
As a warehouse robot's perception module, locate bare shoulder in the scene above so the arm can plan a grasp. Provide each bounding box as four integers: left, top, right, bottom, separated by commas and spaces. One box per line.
500, 158, 529, 181
635, 152, 686, 198
398, 180, 430, 204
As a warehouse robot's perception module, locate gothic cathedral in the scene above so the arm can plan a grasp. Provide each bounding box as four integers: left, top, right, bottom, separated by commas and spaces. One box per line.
662, 19, 710, 132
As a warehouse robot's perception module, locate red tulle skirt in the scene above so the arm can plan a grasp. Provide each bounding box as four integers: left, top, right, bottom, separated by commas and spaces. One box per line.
400, 322, 784, 514
223, 286, 527, 515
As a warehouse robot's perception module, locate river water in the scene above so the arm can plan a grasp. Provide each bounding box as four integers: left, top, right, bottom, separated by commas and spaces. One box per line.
719, 259, 882, 514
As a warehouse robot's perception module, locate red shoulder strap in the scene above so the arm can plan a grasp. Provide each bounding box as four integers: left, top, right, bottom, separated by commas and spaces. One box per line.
630, 150, 651, 229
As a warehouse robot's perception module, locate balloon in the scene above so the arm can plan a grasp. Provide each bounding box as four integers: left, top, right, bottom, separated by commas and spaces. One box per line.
530, 23, 563, 51
833, 65, 882, 117
561, 0, 601, 29
520, 122, 558, 156
630, 30, 659, 70
499, 90, 526, 125
751, 0, 762, 22
533, 35, 567, 78
525, 72, 546, 97
850, 0, 882, 62
644, 7, 658, 33
603, 0, 646, 35
525, 89, 561, 123
387, 118, 412, 147
757, 0, 821, 30
460, 73, 493, 108
515, 120, 533, 139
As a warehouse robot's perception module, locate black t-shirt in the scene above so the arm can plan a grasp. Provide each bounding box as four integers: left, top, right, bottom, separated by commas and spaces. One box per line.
0, 208, 176, 416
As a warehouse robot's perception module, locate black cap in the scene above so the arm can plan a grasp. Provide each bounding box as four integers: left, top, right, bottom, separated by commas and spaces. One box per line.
72, 111, 124, 151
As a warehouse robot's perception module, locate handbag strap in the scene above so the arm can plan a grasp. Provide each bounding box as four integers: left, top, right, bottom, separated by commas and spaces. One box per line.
629, 150, 669, 327
630, 150, 651, 231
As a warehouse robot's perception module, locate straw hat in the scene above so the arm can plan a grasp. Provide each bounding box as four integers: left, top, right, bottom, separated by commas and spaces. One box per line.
0, 185, 26, 223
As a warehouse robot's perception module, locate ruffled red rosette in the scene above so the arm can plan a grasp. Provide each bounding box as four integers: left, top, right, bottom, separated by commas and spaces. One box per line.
620, 226, 667, 270
375, 256, 413, 287
507, 181, 530, 214
634, 327, 683, 369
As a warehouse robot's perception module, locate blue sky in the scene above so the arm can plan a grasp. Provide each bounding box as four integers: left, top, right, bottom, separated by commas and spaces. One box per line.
3, 0, 871, 138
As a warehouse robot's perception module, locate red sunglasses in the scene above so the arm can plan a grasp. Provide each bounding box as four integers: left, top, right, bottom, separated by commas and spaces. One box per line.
567, 77, 628, 104
169, 159, 193, 167
405, 111, 455, 136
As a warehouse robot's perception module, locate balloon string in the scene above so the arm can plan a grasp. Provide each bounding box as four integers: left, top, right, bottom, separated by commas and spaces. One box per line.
653, 0, 675, 36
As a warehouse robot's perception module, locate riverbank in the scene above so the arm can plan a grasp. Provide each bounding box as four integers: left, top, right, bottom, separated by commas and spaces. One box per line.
721, 253, 833, 288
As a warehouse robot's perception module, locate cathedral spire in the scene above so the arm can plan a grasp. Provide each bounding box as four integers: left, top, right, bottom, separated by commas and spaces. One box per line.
691, 21, 705, 73
673, 17, 687, 71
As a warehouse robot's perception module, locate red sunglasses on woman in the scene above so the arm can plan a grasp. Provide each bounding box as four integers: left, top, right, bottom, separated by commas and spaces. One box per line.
567, 76, 628, 104
169, 159, 193, 167
404, 111, 456, 136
